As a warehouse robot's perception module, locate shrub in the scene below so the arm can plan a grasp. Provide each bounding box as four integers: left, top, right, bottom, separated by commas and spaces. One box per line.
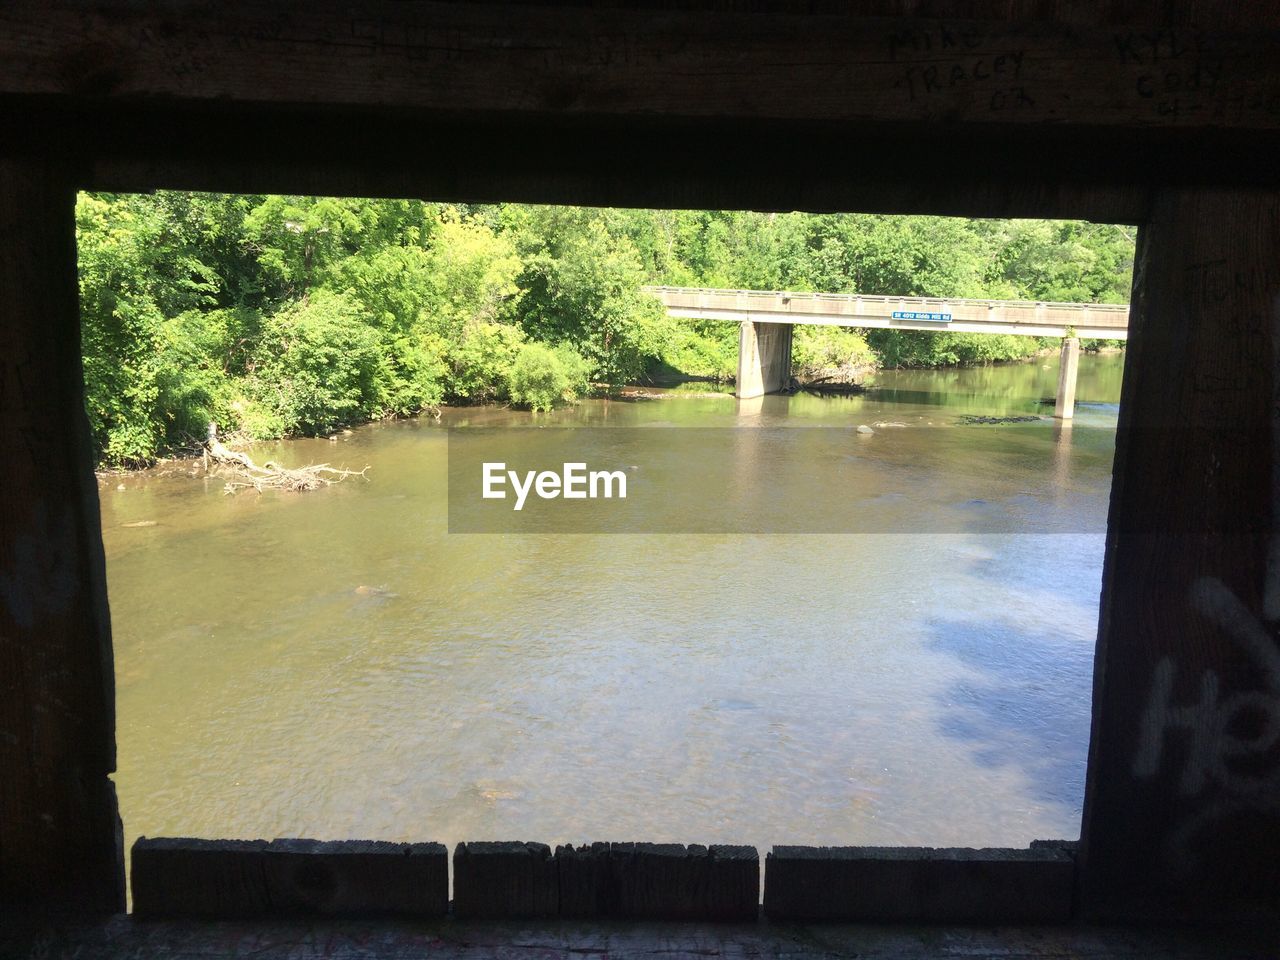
507, 342, 591, 412
376, 331, 447, 418
792, 326, 876, 383
866, 329, 1043, 368
445, 322, 526, 402
227, 396, 287, 440
249, 291, 383, 434
655, 322, 737, 381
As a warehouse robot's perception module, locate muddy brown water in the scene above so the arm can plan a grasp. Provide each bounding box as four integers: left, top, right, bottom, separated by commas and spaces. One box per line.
101, 353, 1124, 872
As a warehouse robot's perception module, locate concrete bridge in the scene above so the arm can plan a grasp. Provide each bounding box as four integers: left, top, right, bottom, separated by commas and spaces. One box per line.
644, 286, 1130, 418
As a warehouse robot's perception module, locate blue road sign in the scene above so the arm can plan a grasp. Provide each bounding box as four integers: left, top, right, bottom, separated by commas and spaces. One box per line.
892, 311, 952, 321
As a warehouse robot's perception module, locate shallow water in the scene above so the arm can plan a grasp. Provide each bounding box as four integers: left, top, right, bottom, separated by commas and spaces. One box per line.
102, 353, 1123, 861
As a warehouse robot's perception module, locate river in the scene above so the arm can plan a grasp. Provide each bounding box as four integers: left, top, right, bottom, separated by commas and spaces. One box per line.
101, 352, 1124, 869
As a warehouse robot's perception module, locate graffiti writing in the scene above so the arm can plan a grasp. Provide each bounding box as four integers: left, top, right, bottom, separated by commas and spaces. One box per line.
1134, 577, 1280, 870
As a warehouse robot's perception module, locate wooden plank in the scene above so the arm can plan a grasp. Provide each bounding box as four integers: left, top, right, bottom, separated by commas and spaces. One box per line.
0, 159, 123, 915
77, 138, 1154, 223
131, 838, 449, 919
604, 843, 752, 922
763, 845, 1074, 923
0, 97, 1151, 222
558, 843, 759, 922
1, 5, 1276, 221
557, 842, 612, 919
1078, 188, 1280, 921
2, 3, 1279, 133
452, 842, 558, 920
5, 912, 1275, 960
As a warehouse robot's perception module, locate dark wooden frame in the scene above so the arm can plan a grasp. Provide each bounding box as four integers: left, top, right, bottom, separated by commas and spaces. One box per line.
2, 1, 1278, 923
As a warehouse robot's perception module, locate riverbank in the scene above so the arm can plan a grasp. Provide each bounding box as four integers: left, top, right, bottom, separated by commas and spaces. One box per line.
92, 349, 1124, 474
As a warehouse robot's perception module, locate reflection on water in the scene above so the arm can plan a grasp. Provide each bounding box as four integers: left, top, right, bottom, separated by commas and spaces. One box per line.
103, 353, 1122, 863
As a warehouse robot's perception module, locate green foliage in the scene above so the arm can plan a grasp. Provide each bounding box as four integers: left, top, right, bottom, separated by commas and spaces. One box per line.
243, 196, 436, 299
792, 327, 877, 381
511, 209, 674, 385
507, 342, 592, 412
248, 291, 383, 435
652, 321, 738, 381
78, 192, 205, 465
866, 330, 1048, 368
445, 323, 527, 402
76, 190, 1134, 466
977, 219, 1135, 303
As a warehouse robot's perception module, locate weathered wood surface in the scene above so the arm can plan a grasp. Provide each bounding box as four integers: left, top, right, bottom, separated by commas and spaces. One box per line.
0, 160, 123, 914
2, 4, 1278, 219
558, 843, 758, 921
2, 914, 1272, 960
453, 842, 559, 920
71, 130, 1156, 222
131, 838, 449, 920
1079, 188, 1280, 920
764, 845, 1074, 923
1, 0, 1279, 928
2, 2, 1279, 131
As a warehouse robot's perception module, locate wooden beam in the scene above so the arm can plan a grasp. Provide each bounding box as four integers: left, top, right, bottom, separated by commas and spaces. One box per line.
2, 3, 1278, 133
0, 98, 1154, 222
0, 160, 124, 915
1079, 188, 1280, 921
0, 0, 1276, 926
0, 4, 1277, 219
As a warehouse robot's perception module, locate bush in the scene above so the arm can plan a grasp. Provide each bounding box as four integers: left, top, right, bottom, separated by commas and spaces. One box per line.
248, 291, 383, 435
866, 329, 1043, 368
376, 331, 447, 418
1082, 337, 1125, 352
792, 326, 876, 383
507, 342, 592, 412
227, 396, 287, 440
655, 322, 737, 381
445, 322, 526, 402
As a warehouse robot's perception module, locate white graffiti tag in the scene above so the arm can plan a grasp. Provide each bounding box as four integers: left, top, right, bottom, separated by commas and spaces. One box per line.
1133, 576, 1280, 871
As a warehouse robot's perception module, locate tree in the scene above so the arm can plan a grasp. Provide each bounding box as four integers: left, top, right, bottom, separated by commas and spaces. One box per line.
76, 190, 1135, 466
247, 290, 385, 435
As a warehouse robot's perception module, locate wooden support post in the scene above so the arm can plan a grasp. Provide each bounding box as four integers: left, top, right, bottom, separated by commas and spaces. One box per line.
1054, 337, 1080, 420
1078, 189, 1280, 922
0, 160, 123, 914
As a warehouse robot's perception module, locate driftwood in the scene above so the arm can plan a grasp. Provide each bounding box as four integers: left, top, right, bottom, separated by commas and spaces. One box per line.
204, 424, 369, 493
799, 377, 868, 396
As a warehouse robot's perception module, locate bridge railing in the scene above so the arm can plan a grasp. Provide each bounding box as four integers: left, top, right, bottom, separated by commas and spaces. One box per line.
642, 285, 1130, 331
642, 285, 1130, 314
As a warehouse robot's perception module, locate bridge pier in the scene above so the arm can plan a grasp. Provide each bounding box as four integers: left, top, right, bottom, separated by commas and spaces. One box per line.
1054, 337, 1080, 419
737, 321, 793, 399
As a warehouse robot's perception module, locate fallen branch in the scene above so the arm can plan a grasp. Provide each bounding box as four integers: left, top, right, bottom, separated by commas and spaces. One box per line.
801, 378, 868, 396
205, 424, 370, 493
